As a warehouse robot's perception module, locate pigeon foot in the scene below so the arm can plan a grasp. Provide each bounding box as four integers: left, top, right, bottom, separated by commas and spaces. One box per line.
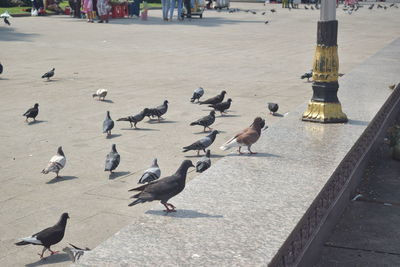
50, 250, 59, 255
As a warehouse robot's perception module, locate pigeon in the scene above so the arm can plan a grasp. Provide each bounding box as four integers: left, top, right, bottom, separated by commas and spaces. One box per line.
251, 11, 256, 14
190, 87, 204, 103
23, 103, 39, 122
301, 70, 313, 81
147, 100, 169, 121
128, 160, 194, 212
1, 11, 11, 25
103, 111, 114, 137
117, 108, 149, 129
196, 149, 211, 173
104, 144, 120, 174
304, 6, 308, 9
270, 8, 276, 13
377, 4, 382, 8
4, 17, 10, 26
368, 4, 374, 9
42, 68, 55, 81
390, 3, 394, 7
63, 243, 90, 263
338, 73, 345, 77
384, 6, 387, 10
190, 110, 216, 132
199, 90, 226, 105
265, 20, 269, 24
389, 84, 396, 90
92, 89, 108, 101
209, 98, 232, 115
0, 62, 2, 74
315, 3, 319, 9
220, 117, 267, 154
183, 130, 219, 156
138, 158, 161, 184
15, 213, 69, 259
261, 11, 266, 15
41, 146, 66, 178
268, 102, 279, 115
311, 6, 314, 10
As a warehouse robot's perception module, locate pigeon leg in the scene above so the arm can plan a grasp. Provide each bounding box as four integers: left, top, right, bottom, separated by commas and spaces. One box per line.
129, 122, 133, 128
38, 247, 47, 258
49, 248, 59, 255
134, 122, 138, 129
238, 147, 244, 155
207, 126, 213, 131
197, 150, 200, 156
55, 171, 59, 178
248, 146, 257, 154
203, 126, 206, 132
162, 203, 174, 212
166, 203, 176, 209
25, 117, 28, 122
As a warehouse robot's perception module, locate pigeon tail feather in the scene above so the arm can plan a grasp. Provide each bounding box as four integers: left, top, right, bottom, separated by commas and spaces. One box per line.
220, 137, 240, 151
15, 236, 43, 246
128, 198, 145, 206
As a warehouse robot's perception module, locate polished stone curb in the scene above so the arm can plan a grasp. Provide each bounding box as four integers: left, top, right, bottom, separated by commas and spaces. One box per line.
76, 38, 400, 266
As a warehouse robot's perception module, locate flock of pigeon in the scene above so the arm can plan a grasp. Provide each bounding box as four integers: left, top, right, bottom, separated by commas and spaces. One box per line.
11, 66, 279, 260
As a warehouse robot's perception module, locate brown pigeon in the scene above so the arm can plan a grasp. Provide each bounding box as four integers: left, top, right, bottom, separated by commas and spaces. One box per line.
220, 117, 267, 154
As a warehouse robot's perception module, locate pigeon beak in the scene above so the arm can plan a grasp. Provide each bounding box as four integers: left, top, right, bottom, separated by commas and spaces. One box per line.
190, 163, 195, 168
263, 125, 269, 131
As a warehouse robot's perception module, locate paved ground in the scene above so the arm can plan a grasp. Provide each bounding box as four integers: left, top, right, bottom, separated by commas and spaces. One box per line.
0, 2, 399, 266
315, 130, 400, 266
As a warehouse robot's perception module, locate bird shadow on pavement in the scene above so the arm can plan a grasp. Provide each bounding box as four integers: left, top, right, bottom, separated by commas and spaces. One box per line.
226, 152, 281, 158
192, 130, 226, 135
120, 127, 159, 131
146, 120, 178, 124
106, 134, 122, 139
25, 253, 70, 267
109, 171, 131, 180
271, 113, 284, 117
218, 114, 240, 118
46, 176, 78, 184
347, 119, 369, 126
146, 209, 223, 219
100, 99, 114, 104
28, 120, 47, 125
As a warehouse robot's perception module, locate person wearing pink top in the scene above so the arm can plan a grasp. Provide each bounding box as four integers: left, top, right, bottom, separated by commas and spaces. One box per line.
82, 0, 94, 22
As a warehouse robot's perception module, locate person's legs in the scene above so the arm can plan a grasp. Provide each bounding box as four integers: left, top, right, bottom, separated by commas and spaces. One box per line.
133, 0, 140, 16
177, 0, 182, 19
168, 0, 175, 20
184, 0, 191, 18
162, 0, 168, 20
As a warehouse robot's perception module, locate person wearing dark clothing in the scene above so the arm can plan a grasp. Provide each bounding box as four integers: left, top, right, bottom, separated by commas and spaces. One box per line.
73, 0, 81, 17
183, 0, 191, 18
128, 0, 140, 17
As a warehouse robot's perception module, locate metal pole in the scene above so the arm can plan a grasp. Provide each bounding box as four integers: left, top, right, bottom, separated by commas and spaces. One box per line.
302, 0, 347, 123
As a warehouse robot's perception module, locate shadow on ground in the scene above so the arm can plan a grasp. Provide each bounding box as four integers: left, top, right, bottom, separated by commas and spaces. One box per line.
25, 253, 70, 267
146, 209, 223, 218
46, 176, 78, 184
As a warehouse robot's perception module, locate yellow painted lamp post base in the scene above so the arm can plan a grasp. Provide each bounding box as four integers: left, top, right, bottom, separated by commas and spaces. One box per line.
302, 101, 348, 123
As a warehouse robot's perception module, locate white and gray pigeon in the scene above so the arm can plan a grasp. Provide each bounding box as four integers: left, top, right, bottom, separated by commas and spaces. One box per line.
103, 111, 114, 137
196, 149, 211, 173
41, 146, 66, 178
190, 87, 204, 103
63, 243, 90, 263
92, 89, 108, 101
42, 68, 55, 81
138, 158, 161, 184
183, 130, 219, 156
104, 144, 120, 174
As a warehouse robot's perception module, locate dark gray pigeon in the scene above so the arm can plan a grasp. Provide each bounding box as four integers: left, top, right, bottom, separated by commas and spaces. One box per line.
103, 111, 114, 137
128, 160, 194, 212
0, 62, 3, 74
117, 108, 149, 129
199, 90, 226, 105
4, 17, 10, 26
190, 87, 204, 103
15, 213, 69, 259
42, 68, 55, 81
268, 102, 279, 115
209, 98, 232, 115
196, 149, 211, 173
105, 144, 120, 174
183, 130, 219, 156
23, 103, 39, 122
147, 100, 168, 121
138, 158, 161, 184
190, 110, 216, 132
